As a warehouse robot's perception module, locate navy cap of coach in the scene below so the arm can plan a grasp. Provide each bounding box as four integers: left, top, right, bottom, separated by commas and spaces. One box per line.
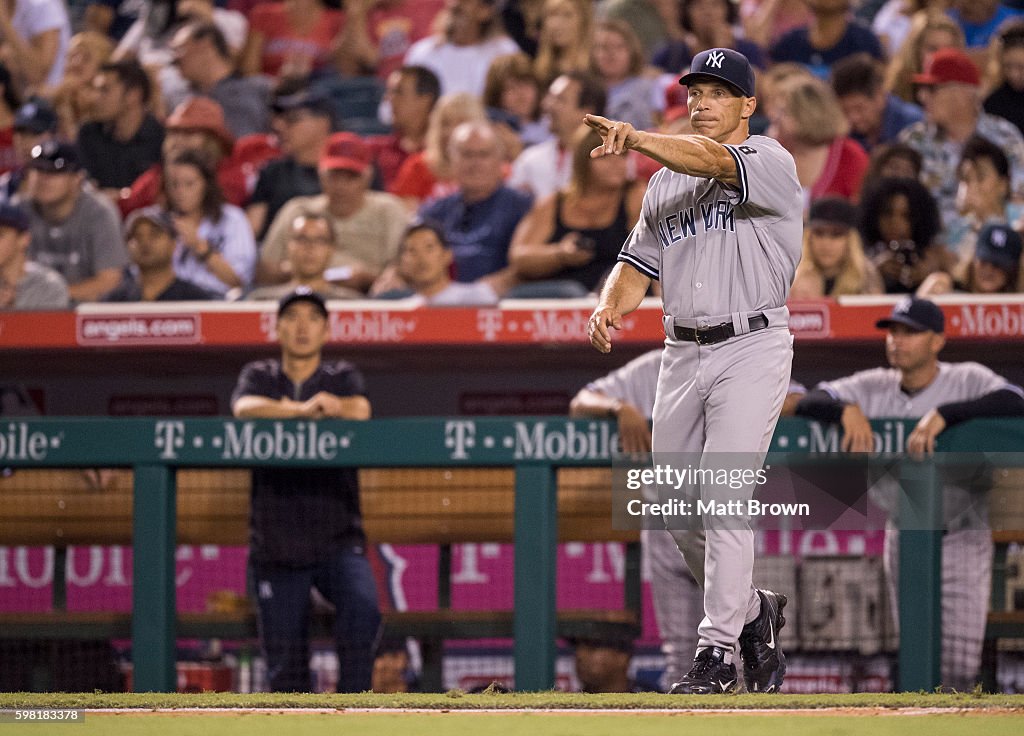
278, 286, 328, 319
678, 48, 756, 98
875, 297, 945, 334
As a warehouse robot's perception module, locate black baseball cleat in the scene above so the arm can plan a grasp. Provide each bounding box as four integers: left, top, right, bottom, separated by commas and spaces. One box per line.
739, 589, 788, 693
667, 646, 738, 694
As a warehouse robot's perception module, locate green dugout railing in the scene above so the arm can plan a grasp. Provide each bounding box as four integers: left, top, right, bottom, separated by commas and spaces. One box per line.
1, 416, 1022, 692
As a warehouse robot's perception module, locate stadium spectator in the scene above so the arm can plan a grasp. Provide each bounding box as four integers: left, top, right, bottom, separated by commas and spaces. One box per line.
767, 74, 868, 206
0, 0, 71, 91
795, 296, 1024, 691
370, 639, 415, 693
532, 0, 592, 86
232, 287, 381, 693
885, 10, 965, 103
601, 0, 674, 56
381, 220, 500, 305
918, 221, 1024, 296
570, 633, 656, 693
83, 0, 143, 42
114, 0, 248, 114
77, 59, 164, 193
0, 63, 20, 175
389, 91, 486, 208
591, 20, 663, 133
898, 48, 1024, 227
768, 0, 883, 79
403, 0, 520, 96
418, 121, 532, 289
103, 206, 213, 301
241, 0, 343, 80
790, 196, 883, 298
869, 0, 945, 56
483, 53, 546, 146
333, 0, 445, 79
943, 135, 1023, 259
0, 200, 67, 309
162, 149, 256, 297
859, 176, 952, 293
21, 140, 126, 302
259, 133, 408, 293
739, 0, 812, 50
507, 72, 606, 200
0, 96, 57, 201
366, 65, 440, 191
652, 0, 767, 74
170, 21, 271, 139
45, 31, 114, 140
983, 20, 1024, 136
119, 96, 246, 217
247, 89, 333, 239
862, 141, 923, 186
247, 212, 362, 301
831, 53, 923, 153
508, 126, 644, 297
948, 0, 1024, 50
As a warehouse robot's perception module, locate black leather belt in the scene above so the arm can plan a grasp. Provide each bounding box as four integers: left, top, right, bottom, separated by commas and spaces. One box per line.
674, 313, 769, 345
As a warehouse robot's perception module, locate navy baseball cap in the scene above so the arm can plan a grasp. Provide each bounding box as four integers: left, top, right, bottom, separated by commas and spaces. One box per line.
975, 222, 1023, 270
278, 286, 328, 318
14, 97, 58, 134
27, 140, 82, 173
0, 202, 30, 231
875, 297, 945, 334
809, 197, 859, 230
271, 89, 335, 119
678, 48, 755, 98
125, 206, 177, 238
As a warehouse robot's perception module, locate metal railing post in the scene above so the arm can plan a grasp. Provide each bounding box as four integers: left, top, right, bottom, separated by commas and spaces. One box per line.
513, 463, 558, 691
131, 464, 177, 692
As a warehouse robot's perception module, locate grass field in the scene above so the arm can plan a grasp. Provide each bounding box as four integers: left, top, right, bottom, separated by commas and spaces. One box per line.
2, 693, 1022, 735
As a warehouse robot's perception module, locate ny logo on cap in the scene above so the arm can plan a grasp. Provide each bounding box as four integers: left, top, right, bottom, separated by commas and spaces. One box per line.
895, 296, 913, 314
992, 228, 1007, 247
706, 50, 725, 69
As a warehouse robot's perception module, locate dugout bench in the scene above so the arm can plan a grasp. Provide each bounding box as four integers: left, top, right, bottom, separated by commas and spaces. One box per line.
0, 465, 641, 693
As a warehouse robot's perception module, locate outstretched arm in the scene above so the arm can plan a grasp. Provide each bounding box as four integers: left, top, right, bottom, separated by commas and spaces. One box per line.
584, 114, 740, 188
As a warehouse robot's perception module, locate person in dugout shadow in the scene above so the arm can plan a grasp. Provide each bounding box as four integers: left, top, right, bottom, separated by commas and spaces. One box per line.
231, 287, 381, 692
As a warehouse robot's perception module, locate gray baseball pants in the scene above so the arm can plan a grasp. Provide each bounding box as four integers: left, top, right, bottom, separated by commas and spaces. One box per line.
651, 325, 793, 659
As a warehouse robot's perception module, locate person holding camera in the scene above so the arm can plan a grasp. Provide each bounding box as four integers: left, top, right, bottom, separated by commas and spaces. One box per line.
858, 176, 954, 293
508, 125, 646, 298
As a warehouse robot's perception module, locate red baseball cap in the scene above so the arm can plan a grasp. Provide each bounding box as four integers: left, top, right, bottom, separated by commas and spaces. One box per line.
912, 48, 980, 86
319, 132, 370, 174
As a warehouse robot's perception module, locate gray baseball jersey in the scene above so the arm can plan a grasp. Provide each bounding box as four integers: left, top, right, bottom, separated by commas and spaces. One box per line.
618, 135, 802, 321
818, 364, 1022, 689
818, 362, 1021, 417
587, 349, 662, 417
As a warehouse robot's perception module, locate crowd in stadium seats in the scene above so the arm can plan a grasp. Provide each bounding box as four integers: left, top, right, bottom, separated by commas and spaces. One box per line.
0, 0, 1022, 307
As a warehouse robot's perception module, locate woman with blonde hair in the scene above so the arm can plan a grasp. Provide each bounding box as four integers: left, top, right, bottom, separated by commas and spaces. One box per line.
389, 91, 487, 209
791, 197, 883, 298
533, 0, 592, 86
508, 125, 645, 296
768, 75, 868, 206
885, 9, 965, 102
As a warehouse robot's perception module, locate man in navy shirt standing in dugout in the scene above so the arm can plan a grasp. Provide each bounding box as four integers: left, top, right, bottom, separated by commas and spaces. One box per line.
231, 287, 381, 692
